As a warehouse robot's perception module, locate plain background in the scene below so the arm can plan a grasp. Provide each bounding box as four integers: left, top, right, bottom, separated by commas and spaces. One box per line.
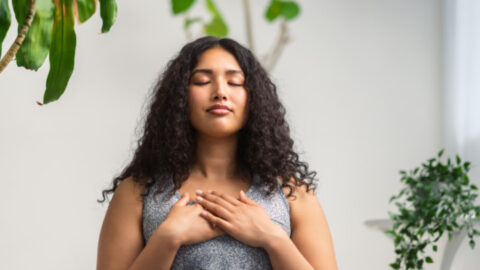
0, 0, 464, 269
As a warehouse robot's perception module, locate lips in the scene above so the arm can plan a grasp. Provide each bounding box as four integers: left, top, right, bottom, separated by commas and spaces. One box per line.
207, 104, 232, 112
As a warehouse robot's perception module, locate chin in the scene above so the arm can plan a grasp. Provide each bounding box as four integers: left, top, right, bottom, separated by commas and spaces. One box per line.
200, 127, 241, 138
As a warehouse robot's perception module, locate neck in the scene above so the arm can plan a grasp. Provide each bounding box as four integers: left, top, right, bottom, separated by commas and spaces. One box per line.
190, 132, 240, 182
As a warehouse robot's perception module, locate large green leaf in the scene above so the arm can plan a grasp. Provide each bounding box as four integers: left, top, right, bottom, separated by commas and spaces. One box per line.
265, 0, 281, 22
99, 0, 117, 33
171, 0, 195, 15
12, 0, 55, 70
280, 1, 299, 20
204, 17, 227, 37
44, 0, 76, 104
265, 0, 300, 22
204, 0, 227, 37
0, 0, 11, 57
76, 0, 96, 23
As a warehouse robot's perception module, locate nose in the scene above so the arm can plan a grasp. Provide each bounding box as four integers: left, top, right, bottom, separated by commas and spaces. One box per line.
212, 77, 227, 101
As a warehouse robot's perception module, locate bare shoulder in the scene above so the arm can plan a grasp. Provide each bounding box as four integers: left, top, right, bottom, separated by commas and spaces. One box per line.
279, 177, 317, 228
97, 177, 147, 270
279, 177, 316, 202
279, 177, 338, 270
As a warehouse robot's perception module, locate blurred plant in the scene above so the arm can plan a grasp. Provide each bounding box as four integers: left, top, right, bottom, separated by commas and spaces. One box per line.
0, 0, 300, 105
0, 0, 117, 105
385, 149, 480, 270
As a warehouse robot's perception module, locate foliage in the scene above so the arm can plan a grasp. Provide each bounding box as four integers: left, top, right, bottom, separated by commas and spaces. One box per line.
0, 0, 300, 105
0, 0, 117, 104
386, 149, 480, 269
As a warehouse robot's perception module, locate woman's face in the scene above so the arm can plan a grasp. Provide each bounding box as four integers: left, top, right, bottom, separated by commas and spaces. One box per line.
188, 47, 248, 138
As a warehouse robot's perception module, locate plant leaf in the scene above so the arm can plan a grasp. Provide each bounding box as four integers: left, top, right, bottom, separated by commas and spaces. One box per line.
389, 263, 400, 269
171, 0, 195, 15
12, 0, 55, 70
280, 1, 300, 20
204, 17, 227, 37
426, 256, 434, 263
0, 0, 11, 57
43, 0, 76, 104
184, 16, 202, 30
265, 0, 281, 22
99, 0, 117, 33
75, 0, 96, 23
204, 0, 227, 37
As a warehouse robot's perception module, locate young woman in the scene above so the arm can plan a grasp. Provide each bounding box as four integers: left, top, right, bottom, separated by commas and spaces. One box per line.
96, 36, 337, 270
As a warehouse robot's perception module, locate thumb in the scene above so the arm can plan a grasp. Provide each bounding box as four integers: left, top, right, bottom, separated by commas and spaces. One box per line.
176, 192, 190, 206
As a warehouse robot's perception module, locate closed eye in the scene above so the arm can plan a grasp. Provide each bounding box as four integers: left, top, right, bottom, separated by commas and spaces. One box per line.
193, 82, 243, 87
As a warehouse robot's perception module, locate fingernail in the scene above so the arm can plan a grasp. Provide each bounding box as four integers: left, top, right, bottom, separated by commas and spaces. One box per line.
197, 195, 203, 201
207, 190, 212, 194
240, 190, 245, 196
195, 189, 203, 194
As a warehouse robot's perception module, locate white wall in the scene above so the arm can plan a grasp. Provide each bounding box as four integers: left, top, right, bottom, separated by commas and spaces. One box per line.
0, 0, 443, 269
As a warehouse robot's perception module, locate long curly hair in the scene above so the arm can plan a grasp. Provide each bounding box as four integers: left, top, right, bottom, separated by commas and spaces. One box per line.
97, 36, 318, 204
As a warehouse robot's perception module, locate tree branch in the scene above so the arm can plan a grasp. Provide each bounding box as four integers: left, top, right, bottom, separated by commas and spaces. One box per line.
242, 0, 255, 54
0, 0, 37, 74
183, 11, 193, 43
262, 18, 291, 72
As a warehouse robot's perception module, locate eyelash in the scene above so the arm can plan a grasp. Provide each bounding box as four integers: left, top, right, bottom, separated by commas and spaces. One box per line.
194, 82, 243, 87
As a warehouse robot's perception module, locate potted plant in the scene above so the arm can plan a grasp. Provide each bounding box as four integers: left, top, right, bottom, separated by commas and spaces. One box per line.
386, 149, 480, 269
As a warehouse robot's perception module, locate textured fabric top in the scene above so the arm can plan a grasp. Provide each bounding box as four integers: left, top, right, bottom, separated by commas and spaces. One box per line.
142, 173, 291, 270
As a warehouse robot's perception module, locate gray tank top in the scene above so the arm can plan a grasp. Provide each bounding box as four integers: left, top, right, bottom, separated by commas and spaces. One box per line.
142, 173, 291, 269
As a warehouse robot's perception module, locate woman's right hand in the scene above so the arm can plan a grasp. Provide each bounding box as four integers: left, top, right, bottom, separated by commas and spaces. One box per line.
156, 192, 226, 246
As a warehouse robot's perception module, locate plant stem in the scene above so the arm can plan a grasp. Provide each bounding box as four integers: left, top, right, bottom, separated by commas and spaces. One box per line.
0, 0, 37, 74
183, 11, 193, 42
262, 18, 290, 72
242, 0, 255, 54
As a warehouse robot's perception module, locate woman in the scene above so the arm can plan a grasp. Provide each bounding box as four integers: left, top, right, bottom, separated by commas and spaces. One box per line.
96, 36, 337, 270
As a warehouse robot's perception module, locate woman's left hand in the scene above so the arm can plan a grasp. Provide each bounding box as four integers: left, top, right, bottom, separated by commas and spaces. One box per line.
195, 189, 287, 248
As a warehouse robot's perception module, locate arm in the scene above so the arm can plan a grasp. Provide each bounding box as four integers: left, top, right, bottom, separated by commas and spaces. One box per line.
128, 225, 182, 270
96, 177, 181, 270
264, 180, 338, 270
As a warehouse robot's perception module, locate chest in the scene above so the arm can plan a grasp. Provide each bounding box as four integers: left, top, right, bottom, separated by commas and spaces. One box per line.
176, 177, 254, 201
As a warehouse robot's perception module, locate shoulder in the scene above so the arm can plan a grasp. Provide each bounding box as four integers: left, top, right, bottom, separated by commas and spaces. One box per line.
115, 176, 147, 203
278, 177, 318, 229
278, 177, 338, 269
97, 177, 147, 269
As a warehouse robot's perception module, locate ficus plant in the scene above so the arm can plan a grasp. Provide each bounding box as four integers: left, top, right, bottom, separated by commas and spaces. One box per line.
0, 0, 300, 105
386, 149, 480, 270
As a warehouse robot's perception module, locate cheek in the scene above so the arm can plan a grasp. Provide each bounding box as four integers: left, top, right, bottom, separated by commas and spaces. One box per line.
233, 90, 248, 112
188, 88, 203, 111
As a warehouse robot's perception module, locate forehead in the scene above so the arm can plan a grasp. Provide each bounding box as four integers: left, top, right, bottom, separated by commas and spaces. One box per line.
193, 47, 243, 73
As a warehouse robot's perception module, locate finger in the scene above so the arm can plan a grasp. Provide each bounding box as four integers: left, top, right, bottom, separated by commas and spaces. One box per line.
201, 209, 233, 232
239, 190, 256, 205
200, 191, 237, 213
197, 195, 234, 220
175, 192, 190, 206
219, 193, 242, 206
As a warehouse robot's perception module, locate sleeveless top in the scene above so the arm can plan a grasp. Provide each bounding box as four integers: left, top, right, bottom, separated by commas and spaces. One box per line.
142, 173, 291, 270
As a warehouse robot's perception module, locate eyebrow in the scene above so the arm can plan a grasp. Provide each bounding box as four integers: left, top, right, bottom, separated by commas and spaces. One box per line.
191, 69, 244, 77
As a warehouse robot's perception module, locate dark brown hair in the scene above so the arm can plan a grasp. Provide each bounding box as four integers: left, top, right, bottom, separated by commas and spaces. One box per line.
97, 36, 318, 203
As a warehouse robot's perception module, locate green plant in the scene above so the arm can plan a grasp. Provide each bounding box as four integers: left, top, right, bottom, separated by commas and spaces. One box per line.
386, 149, 480, 270
0, 0, 300, 105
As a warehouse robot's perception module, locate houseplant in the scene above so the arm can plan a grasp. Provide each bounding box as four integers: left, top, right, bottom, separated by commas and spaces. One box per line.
0, 0, 300, 105
386, 149, 480, 269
